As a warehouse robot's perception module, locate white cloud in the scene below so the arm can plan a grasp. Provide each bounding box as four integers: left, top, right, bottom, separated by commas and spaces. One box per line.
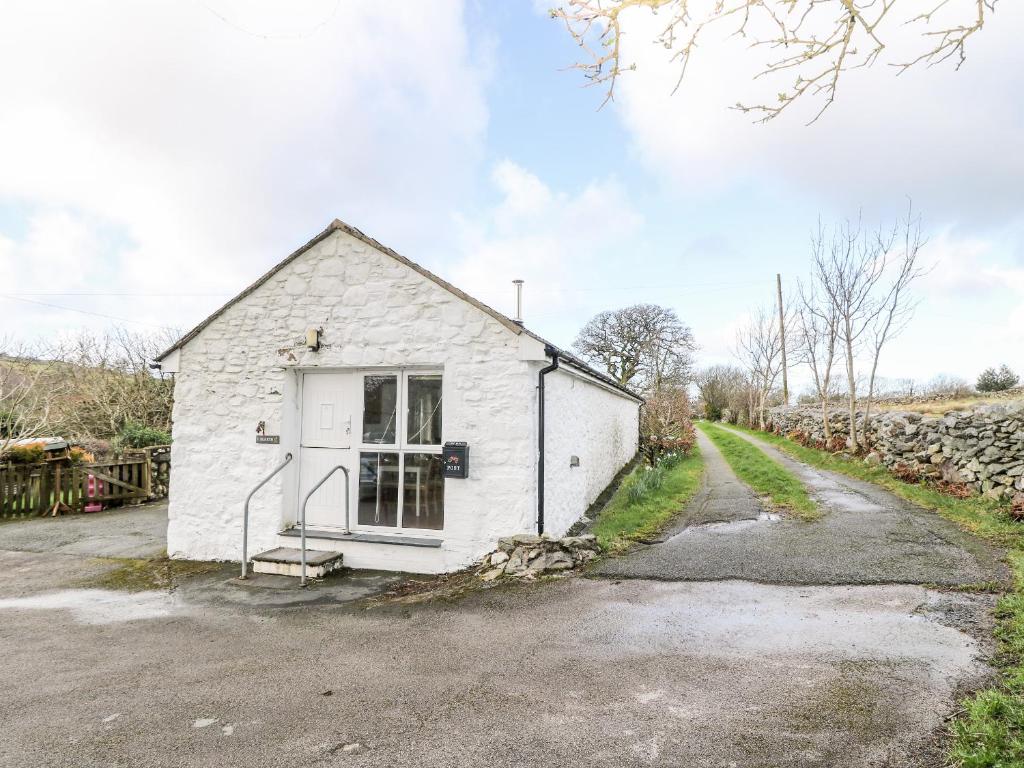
0, 0, 488, 338
449, 160, 643, 341
607, 2, 1024, 227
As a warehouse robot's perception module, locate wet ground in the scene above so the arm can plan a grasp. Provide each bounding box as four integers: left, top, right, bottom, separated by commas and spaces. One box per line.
595, 430, 1007, 587
0, 437, 1009, 768
0, 502, 168, 559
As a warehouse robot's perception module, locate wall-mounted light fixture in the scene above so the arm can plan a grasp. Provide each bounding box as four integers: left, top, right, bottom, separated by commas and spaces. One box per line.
305, 327, 322, 352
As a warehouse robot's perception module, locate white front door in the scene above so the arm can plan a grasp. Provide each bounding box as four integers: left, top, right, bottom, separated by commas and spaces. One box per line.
298, 373, 357, 528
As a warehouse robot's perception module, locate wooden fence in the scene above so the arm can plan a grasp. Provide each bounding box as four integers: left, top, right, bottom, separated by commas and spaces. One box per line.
0, 448, 168, 519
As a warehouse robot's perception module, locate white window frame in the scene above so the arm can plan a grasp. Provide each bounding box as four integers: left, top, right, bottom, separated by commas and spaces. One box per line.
357, 368, 443, 531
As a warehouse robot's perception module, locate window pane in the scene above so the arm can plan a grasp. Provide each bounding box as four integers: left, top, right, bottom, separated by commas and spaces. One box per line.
358, 452, 399, 527
406, 374, 442, 446
362, 375, 397, 444
402, 453, 444, 530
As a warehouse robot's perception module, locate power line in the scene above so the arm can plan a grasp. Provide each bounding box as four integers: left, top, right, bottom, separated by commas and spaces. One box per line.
0, 295, 179, 331
6, 291, 231, 297
194, 0, 341, 41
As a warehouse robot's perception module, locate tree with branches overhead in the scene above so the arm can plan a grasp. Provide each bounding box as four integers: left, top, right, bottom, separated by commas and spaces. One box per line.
550, 0, 996, 121
573, 303, 697, 393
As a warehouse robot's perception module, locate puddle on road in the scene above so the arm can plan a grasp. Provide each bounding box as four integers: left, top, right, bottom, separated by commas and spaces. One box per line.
673, 512, 782, 539
0, 589, 183, 625
815, 487, 880, 514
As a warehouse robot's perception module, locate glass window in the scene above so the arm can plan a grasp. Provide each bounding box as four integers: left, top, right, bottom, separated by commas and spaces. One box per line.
362, 375, 397, 444
402, 453, 444, 530
406, 374, 442, 446
358, 452, 399, 527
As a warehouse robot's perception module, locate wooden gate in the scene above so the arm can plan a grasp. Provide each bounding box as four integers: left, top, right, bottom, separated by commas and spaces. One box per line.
0, 455, 154, 518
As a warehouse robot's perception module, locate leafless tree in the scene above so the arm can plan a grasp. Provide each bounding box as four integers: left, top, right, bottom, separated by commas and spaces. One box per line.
794, 274, 840, 439
1, 328, 177, 458
735, 306, 785, 430
551, 0, 996, 122
58, 328, 176, 442
694, 364, 748, 421
573, 303, 697, 393
861, 210, 926, 433
810, 206, 926, 449
0, 339, 70, 455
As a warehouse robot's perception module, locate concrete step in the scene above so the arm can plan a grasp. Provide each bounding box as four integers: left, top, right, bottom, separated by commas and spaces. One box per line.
251, 547, 344, 578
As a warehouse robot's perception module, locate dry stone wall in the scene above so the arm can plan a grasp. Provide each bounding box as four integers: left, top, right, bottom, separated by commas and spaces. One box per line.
769, 402, 1024, 500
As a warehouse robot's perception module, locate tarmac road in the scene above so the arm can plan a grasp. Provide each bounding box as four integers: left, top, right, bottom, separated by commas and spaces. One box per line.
0, 436, 1008, 768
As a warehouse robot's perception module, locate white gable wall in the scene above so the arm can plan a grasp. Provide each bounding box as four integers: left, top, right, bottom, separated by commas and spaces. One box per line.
167, 230, 539, 572
542, 366, 640, 536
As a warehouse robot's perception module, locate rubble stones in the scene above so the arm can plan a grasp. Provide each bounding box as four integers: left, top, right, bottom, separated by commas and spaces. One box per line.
478, 534, 600, 580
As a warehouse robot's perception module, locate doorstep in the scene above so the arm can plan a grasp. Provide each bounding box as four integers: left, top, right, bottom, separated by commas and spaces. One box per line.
279, 527, 443, 548
251, 547, 345, 578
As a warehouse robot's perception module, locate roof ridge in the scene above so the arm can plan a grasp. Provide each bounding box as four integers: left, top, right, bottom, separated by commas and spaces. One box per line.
155, 218, 641, 401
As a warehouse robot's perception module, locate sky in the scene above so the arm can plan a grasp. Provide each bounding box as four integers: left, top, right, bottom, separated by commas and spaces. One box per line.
0, 0, 1021, 395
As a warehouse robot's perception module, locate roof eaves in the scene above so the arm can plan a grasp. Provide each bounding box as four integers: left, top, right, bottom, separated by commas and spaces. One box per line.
524, 330, 644, 403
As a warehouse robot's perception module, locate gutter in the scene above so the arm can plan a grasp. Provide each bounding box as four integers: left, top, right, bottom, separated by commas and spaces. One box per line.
537, 345, 559, 535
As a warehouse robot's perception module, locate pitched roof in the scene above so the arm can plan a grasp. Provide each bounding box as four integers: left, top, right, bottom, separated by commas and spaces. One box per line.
157, 219, 641, 402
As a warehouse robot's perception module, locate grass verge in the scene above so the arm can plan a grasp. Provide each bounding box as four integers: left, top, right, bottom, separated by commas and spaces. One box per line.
726, 422, 1024, 767
698, 422, 820, 521
592, 446, 704, 552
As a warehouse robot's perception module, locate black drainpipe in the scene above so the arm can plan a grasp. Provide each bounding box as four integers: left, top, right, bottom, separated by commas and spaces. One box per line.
537, 345, 559, 535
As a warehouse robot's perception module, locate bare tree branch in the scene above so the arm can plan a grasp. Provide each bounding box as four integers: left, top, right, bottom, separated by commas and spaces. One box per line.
551, 0, 995, 122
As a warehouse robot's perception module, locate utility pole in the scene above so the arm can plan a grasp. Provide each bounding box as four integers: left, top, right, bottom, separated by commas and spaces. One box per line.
777, 273, 789, 406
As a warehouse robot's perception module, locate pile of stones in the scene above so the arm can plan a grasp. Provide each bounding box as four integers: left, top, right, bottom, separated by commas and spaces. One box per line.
769, 402, 1024, 500
477, 533, 600, 581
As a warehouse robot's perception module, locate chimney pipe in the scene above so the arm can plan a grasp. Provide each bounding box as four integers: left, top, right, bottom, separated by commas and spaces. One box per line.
512, 279, 524, 325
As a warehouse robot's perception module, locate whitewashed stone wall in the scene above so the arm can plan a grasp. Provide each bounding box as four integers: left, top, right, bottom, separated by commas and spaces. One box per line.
543, 367, 640, 536
167, 229, 540, 572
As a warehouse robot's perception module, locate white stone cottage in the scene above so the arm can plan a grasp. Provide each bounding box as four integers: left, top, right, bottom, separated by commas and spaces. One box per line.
156, 220, 641, 574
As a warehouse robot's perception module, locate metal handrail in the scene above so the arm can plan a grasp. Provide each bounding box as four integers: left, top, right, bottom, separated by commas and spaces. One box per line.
298, 464, 351, 587
240, 453, 293, 580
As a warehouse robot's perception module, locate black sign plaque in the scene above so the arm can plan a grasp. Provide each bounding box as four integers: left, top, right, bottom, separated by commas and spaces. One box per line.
256, 435, 280, 445
443, 442, 469, 478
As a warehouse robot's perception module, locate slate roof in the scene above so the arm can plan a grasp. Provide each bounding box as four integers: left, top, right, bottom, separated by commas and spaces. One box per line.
156, 219, 642, 402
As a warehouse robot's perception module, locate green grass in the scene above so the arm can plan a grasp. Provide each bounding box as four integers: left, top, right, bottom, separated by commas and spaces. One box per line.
725, 422, 1024, 767
698, 422, 820, 521
592, 446, 705, 552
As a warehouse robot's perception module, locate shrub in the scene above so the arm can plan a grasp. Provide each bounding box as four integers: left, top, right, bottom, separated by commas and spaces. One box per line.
1011, 494, 1024, 522
69, 447, 95, 464
891, 463, 922, 484
641, 386, 696, 465
826, 435, 847, 454
924, 375, 975, 398
2, 442, 46, 464
977, 365, 1020, 393
116, 421, 171, 450
786, 429, 810, 447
